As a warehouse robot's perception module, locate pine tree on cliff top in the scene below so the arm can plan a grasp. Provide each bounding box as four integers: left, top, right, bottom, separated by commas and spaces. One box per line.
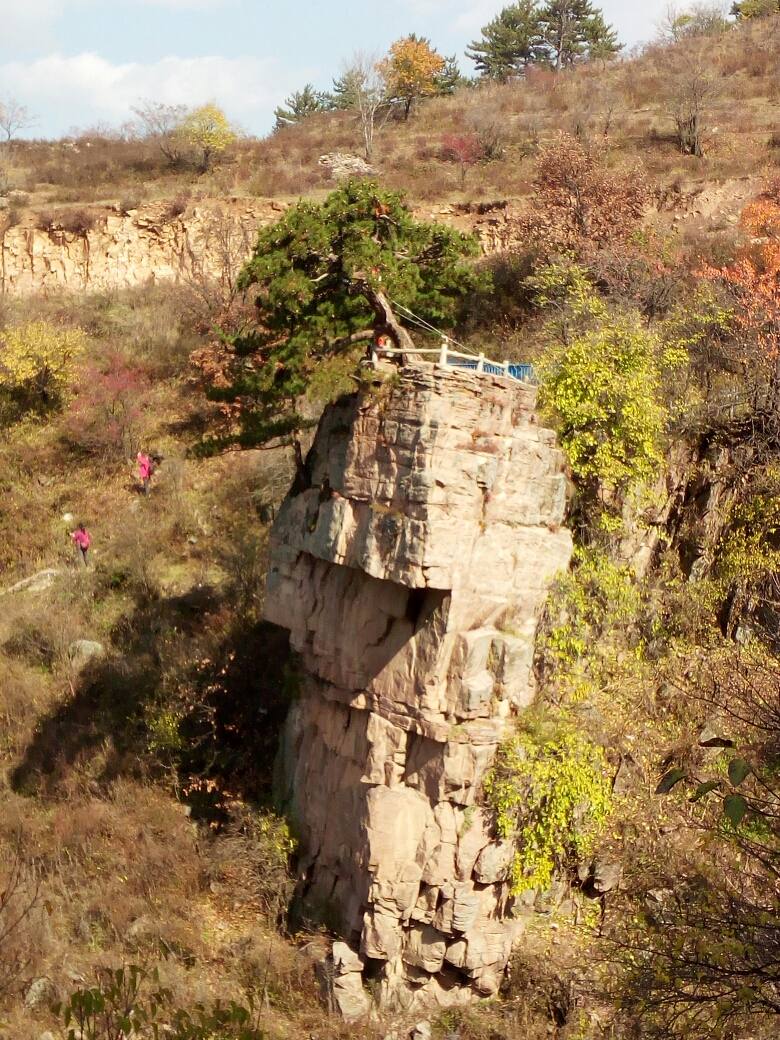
199, 179, 488, 452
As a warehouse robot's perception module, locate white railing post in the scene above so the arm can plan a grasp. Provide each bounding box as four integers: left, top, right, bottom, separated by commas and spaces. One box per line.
439, 337, 449, 367
476, 352, 485, 373
503, 359, 509, 376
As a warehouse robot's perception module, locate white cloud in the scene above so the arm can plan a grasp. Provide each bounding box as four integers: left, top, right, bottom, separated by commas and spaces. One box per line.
0, 51, 304, 135
0, 0, 62, 48
0, 0, 228, 49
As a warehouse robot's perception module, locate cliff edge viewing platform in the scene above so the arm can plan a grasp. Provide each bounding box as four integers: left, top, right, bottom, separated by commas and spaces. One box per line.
369, 340, 535, 384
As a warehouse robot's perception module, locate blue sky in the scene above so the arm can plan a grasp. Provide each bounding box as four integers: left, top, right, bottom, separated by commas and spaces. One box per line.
0, 0, 676, 139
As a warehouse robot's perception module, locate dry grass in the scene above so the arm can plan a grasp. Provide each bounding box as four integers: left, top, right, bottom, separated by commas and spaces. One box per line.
2, 16, 780, 219
0, 284, 320, 1038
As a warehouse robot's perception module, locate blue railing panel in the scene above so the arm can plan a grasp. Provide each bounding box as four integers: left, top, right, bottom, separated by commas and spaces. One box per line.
508, 364, 535, 383
430, 354, 536, 383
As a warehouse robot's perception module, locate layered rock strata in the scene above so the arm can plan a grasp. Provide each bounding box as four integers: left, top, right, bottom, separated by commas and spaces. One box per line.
1, 198, 518, 297
266, 362, 573, 1011
0, 199, 284, 296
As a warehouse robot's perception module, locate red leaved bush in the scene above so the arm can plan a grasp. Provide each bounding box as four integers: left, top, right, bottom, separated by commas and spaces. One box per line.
700, 188, 780, 362
441, 133, 483, 186
65, 354, 151, 460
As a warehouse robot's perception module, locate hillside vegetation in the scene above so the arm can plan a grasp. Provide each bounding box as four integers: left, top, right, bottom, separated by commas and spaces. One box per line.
4, 10, 780, 1040
0, 13, 779, 215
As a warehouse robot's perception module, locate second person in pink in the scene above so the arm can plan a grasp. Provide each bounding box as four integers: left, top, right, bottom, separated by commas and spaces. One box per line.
137, 451, 152, 497
70, 523, 91, 568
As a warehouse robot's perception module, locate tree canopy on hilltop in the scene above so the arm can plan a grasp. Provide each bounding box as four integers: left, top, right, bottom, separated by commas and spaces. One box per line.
467, 2, 546, 81
732, 0, 780, 17
274, 85, 332, 129
468, 0, 621, 79
381, 35, 458, 118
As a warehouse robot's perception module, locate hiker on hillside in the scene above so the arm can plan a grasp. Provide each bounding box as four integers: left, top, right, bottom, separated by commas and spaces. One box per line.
70, 523, 91, 569
137, 451, 153, 497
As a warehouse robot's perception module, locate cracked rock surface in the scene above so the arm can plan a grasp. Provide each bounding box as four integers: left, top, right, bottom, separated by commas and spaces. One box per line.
266, 362, 572, 1013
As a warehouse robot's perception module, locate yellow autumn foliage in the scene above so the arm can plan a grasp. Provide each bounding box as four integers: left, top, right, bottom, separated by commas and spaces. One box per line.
382, 36, 446, 118
0, 320, 86, 402
178, 102, 238, 172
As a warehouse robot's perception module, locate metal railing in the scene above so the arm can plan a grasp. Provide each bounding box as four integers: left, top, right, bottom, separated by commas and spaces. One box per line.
370, 340, 536, 384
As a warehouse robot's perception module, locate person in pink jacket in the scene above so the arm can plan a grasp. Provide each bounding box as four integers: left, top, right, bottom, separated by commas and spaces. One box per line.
137, 451, 152, 497
70, 523, 91, 568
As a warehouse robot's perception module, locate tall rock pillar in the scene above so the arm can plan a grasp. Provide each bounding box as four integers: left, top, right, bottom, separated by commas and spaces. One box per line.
265, 362, 572, 1009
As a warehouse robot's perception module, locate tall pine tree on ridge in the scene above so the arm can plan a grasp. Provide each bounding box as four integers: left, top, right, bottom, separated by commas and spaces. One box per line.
468, 0, 621, 80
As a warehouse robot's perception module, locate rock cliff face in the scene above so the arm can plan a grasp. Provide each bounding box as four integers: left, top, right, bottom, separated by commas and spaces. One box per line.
1, 198, 514, 297
2, 180, 753, 297
0, 199, 284, 295
265, 362, 573, 1013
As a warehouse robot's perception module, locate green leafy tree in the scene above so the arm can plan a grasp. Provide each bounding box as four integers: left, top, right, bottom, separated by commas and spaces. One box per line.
485, 725, 612, 893
0, 320, 85, 417
538, 0, 621, 69
274, 84, 332, 129
199, 179, 488, 451
535, 264, 678, 496
467, 1, 545, 81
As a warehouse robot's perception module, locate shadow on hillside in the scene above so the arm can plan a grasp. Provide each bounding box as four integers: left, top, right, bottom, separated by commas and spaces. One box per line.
10, 585, 292, 810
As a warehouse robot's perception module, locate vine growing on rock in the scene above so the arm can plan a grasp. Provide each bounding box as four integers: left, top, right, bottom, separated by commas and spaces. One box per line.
539, 546, 645, 700
710, 465, 780, 640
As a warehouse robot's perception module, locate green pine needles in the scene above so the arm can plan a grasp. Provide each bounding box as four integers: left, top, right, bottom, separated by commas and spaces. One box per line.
485, 727, 612, 894
203, 178, 487, 452
467, 0, 621, 82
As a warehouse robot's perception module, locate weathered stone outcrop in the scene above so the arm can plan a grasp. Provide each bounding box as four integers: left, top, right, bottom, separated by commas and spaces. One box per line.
0, 199, 285, 296
1, 197, 520, 297
266, 362, 572, 1013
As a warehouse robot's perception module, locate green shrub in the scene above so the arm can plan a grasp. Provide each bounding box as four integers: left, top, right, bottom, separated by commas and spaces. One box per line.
485, 725, 612, 893
714, 465, 780, 599
543, 548, 641, 665
0, 320, 86, 422
538, 547, 644, 704
535, 263, 684, 503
